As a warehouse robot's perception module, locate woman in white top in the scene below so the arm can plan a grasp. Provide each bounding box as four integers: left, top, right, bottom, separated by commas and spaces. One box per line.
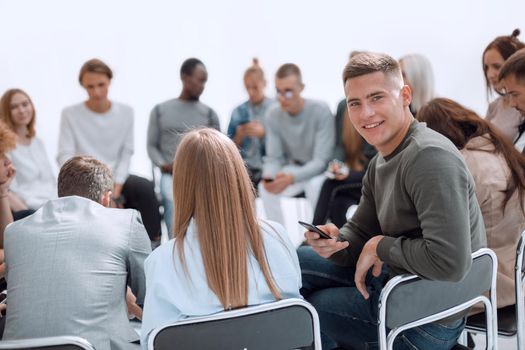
0, 89, 56, 210
141, 128, 301, 348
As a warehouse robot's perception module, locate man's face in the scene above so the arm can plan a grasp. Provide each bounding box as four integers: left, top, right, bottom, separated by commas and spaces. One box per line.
81, 72, 111, 103
275, 75, 304, 114
182, 64, 208, 99
0, 154, 11, 185
344, 71, 412, 156
501, 74, 525, 115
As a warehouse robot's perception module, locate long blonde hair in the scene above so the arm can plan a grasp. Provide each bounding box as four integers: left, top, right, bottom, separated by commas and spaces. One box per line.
172, 128, 282, 310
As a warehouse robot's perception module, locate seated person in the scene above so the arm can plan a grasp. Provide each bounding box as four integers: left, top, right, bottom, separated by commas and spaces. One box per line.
418, 97, 525, 313
141, 128, 301, 347
398, 53, 436, 115
228, 58, 274, 188
499, 47, 525, 152
58, 59, 161, 247
1, 89, 56, 211
3, 156, 151, 350
483, 29, 524, 144
298, 52, 485, 350
0, 121, 17, 279
147, 58, 220, 238
313, 99, 376, 227
259, 63, 334, 225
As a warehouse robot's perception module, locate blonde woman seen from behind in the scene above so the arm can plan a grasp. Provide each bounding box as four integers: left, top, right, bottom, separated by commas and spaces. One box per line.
140, 128, 301, 348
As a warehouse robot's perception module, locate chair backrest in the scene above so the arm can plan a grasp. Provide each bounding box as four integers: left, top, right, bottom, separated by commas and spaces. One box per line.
516, 230, 525, 350
148, 298, 322, 350
0, 336, 95, 350
378, 248, 498, 350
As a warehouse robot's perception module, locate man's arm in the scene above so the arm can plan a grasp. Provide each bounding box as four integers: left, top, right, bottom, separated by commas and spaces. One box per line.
113, 108, 134, 185
329, 161, 382, 267
0, 162, 15, 249
286, 105, 335, 182
209, 109, 221, 131
262, 112, 285, 178
56, 110, 76, 166
147, 105, 167, 168
376, 147, 478, 282
127, 212, 152, 306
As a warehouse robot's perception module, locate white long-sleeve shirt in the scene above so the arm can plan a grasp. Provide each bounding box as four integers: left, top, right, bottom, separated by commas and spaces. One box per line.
9, 137, 56, 209
57, 102, 134, 184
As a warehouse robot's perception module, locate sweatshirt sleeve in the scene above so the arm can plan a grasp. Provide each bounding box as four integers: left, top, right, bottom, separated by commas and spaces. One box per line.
127, 211, 151, 305
113, 108, 134, 184
262, 110, 285, 177
209, 108, 221, 131
286, 105, 334, 182
329, 161, 382, 266
56, 109, 76, 166
376, 146, 475, 282
147, 105, 166, 167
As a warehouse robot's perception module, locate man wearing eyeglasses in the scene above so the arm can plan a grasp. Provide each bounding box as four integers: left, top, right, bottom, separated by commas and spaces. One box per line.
259, 63, 335, 227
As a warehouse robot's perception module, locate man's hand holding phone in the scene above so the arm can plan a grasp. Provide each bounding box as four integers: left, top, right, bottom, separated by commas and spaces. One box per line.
303, 223, 349, 258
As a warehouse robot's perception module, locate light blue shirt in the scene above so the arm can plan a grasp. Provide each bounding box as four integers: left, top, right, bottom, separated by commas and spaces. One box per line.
140, 219, 302, 348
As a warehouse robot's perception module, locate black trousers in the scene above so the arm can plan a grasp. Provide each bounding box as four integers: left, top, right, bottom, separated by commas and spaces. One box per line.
312, 171, 364, 227
122, 175, 161, 240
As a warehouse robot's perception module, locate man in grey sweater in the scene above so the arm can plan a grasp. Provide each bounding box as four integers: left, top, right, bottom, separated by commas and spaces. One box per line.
147, 58, 220, 237
259, 63, 334, 226
298, 53, 485, 349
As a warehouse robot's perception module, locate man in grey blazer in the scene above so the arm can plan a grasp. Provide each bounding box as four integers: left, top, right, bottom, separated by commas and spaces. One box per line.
3, 156, 151, 350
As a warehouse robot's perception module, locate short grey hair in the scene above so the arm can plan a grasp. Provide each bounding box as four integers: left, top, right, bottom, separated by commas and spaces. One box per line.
58, 156, 113, 202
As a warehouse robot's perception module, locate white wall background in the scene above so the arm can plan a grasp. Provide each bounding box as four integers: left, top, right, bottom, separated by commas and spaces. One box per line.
0, 0, 523, 178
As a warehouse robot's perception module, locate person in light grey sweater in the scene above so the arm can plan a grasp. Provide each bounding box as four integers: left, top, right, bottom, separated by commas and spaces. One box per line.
259, 63, 334, 226
58, 59, 161, 245
299, 53, 485, 350
147, 58, 220, 237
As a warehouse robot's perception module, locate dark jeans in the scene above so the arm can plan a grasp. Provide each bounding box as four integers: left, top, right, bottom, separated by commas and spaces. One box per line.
312, 171, 364, 227
122, 175, 161, 241
298, 247, 466, 350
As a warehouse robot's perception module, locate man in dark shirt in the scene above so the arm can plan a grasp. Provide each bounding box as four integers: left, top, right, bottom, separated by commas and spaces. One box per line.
298, 52, 485, 349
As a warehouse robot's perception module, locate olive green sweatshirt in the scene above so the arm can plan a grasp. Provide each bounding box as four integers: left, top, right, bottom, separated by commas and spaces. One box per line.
331, 121, 486, 281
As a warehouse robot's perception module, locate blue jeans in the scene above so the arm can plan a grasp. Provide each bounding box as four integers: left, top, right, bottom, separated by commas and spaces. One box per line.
160, 173, 174, 238
298, 247, 465, 350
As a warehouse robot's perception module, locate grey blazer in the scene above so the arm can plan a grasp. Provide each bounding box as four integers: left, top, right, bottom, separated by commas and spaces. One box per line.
3, 196, 151, 350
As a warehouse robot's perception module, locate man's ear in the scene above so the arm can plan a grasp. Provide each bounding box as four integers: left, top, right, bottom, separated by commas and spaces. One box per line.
401, 84, 412, 108
100, 190, 112, 208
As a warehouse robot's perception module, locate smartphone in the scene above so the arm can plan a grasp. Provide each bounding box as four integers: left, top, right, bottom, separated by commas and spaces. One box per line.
298, 221, 332, 239
263, 178, 274, 183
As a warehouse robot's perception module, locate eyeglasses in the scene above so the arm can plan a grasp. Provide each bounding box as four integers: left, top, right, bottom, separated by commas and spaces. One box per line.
276, 89, 294, 100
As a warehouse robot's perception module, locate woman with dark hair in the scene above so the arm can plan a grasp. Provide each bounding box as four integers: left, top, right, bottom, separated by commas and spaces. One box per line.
312, 100, 376, 227
483, 29, 525, 143
0, 89, 56, 212
418, 97, 525, 313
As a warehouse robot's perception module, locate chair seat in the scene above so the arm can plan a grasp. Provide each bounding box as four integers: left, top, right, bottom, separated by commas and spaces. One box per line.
467, 304, 517, 337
